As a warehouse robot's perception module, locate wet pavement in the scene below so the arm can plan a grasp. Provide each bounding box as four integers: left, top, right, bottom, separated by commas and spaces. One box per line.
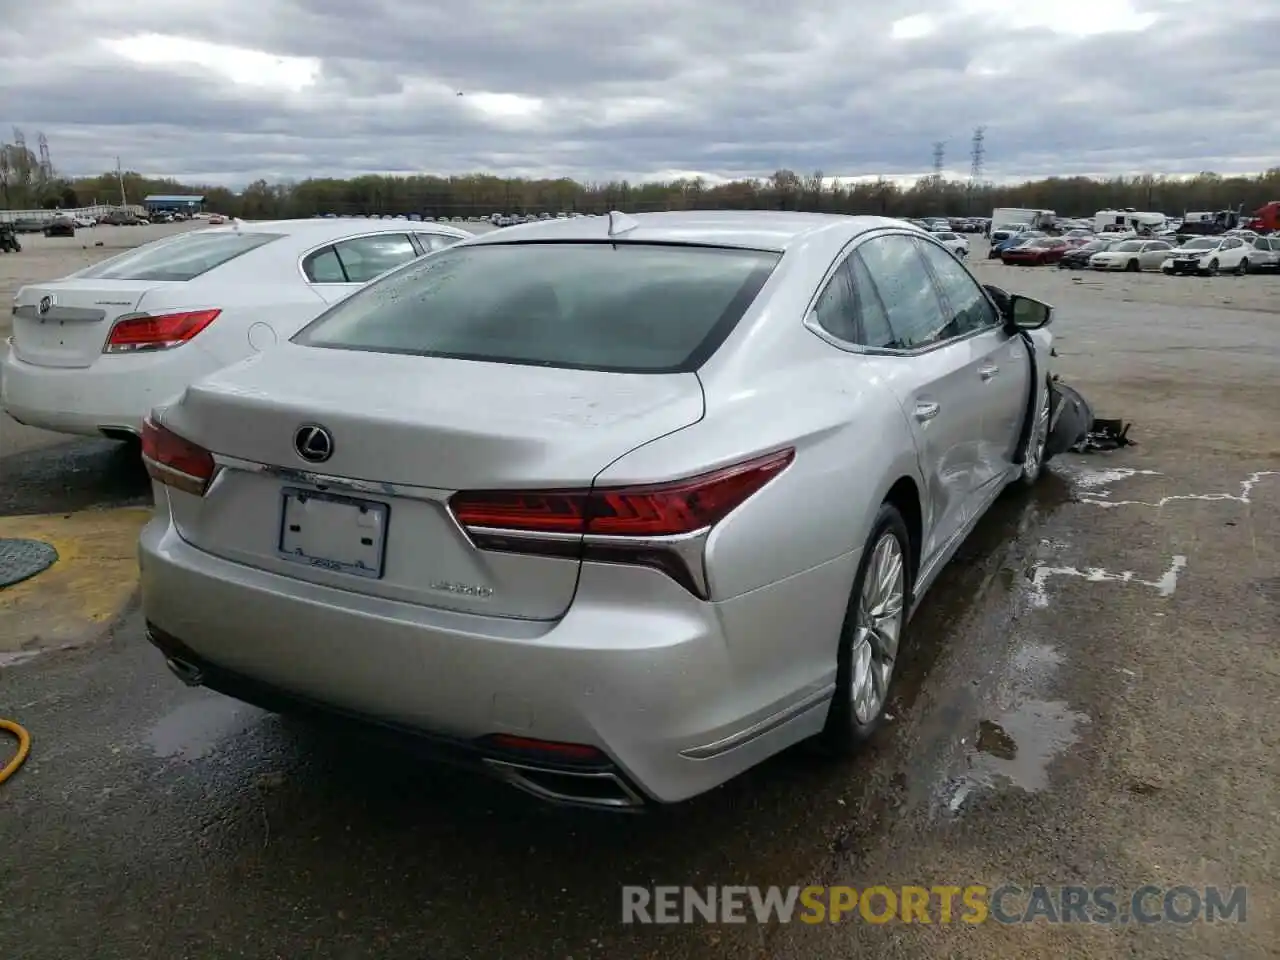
2, 291, 1278, 959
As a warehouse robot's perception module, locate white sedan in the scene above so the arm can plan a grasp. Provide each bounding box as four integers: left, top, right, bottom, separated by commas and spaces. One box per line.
932, 231, 970, 257
1087, 239, 1176, 272
1, 218, 471, 441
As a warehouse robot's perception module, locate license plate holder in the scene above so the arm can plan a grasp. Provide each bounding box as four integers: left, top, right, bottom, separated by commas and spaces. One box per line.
278, 488, 389, 579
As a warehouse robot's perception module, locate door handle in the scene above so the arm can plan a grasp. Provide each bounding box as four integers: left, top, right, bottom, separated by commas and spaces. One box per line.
913, 401, 940, 422
979, 364, 999, 380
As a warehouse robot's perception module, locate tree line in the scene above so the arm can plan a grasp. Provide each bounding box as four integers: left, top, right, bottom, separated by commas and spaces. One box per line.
2, 138, 1277, 220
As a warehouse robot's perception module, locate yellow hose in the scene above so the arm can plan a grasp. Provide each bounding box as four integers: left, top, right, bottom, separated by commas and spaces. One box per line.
0, 718, 31, 784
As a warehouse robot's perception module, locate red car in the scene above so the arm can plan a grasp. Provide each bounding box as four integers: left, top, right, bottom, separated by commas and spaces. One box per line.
1002, 237, 1070, 265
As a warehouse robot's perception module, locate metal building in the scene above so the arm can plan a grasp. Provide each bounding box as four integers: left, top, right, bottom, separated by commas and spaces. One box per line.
143, 194, 205, 214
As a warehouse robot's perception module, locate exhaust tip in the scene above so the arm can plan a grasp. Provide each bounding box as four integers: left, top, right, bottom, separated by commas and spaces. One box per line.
484, 759, 646, 810
165, 656, 204, 687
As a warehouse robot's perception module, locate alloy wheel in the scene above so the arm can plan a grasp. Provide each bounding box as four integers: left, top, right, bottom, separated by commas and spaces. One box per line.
850, 533, 905, 725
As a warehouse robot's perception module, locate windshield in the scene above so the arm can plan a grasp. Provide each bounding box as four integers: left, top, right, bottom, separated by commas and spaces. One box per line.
1081, 241, 1110, 252
1112, 241, 1144, 252
71, 231, 280, 281
1181, 238, 1220, 251
1028, 239, 1056, 248
294, 242, 781, 374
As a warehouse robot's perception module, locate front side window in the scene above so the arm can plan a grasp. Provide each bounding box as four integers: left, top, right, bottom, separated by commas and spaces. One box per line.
914, 239, 998, 337
294, 242, 780, 373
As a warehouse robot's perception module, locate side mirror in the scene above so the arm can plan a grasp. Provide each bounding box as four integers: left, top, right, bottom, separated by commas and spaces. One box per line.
1008, 295, 1053, 331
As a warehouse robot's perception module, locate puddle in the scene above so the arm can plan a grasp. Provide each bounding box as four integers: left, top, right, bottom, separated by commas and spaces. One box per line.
944, 700, 1090, 814
968, 700, 1089, 791
147, 696, 264, 760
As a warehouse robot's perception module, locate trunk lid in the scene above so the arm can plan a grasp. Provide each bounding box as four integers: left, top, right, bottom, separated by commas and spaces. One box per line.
161, 344, 705, 619
12, 279, 180, 368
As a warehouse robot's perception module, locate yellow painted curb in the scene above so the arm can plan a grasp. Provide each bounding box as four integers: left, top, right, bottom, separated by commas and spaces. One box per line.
0, 507, 152, 653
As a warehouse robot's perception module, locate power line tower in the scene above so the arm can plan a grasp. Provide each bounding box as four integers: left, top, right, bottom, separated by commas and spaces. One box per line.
37, 132, 53, 181
967, 126, 986, 215
932, 141, 946, 177
969, 126, 985, 184
11, 127, 34, 193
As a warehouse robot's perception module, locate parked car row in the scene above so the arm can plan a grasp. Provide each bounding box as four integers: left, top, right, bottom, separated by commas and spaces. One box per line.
4, 210, 1068, 808
990, 227, 1279, 275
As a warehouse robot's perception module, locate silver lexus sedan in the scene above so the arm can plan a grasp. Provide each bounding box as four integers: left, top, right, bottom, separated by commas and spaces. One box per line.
139, 211, 1056, 809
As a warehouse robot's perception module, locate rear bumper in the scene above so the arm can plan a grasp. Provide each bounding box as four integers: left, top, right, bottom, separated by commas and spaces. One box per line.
0, 341, 218, 439
139, 516, 849, 805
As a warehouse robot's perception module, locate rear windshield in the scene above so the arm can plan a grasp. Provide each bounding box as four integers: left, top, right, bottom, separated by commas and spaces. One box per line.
293, 242, 781, 373
71, 231, 280, 282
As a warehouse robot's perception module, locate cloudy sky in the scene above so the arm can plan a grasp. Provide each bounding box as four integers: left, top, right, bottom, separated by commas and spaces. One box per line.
4, 0, 1277, 187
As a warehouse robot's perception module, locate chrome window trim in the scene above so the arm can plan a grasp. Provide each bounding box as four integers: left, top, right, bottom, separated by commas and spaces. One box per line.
802, 227, 1009, 358
295, 226, 470, 284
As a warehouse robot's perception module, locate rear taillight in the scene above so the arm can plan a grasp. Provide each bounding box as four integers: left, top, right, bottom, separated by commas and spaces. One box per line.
104, 309, 221, 353
449, 449, 795, 596
140, 417, 216, 496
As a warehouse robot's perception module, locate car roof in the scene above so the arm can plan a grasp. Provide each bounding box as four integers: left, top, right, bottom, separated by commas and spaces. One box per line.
196, 218, 473, 243
457, 210, 915, 254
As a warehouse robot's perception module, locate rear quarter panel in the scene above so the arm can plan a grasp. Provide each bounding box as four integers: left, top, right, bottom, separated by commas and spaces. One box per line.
596, 352, 923, 601
595, 352, 923, 726
139, 278, 329, 367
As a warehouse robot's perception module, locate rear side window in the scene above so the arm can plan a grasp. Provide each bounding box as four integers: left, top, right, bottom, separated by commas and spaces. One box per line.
294, 242, 780, 373
811, 262, 859, 342
856, 235, 951, 350
303, 246, 346, 283
333, 234, 419, 283
72, 231, 280, 281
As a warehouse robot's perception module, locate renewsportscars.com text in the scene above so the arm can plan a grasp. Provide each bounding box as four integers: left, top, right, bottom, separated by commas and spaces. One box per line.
621, 884, 1247, 925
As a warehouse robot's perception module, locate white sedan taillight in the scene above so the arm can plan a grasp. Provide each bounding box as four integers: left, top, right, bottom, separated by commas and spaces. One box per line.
104, 309, 221, 353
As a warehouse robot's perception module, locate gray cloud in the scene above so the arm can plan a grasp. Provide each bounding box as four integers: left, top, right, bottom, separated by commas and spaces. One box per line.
3, 0, 1277, 186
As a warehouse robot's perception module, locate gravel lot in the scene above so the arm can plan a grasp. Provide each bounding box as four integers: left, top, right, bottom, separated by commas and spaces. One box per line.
0, 224, 1276, 960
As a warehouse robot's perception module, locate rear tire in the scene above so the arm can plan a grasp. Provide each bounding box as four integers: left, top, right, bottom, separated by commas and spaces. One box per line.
1236, 259, 1249, 275
821, 504, 912, 753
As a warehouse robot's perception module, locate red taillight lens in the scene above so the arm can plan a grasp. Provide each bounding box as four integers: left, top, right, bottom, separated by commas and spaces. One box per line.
140, 417, 216, 496
450, 448, 795, 538
104, 309, 221, 353
449, 449, 794, 596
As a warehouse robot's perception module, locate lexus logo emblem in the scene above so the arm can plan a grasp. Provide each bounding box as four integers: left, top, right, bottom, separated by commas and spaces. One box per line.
293, 424, 334, 463
37, 295, 54, 316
